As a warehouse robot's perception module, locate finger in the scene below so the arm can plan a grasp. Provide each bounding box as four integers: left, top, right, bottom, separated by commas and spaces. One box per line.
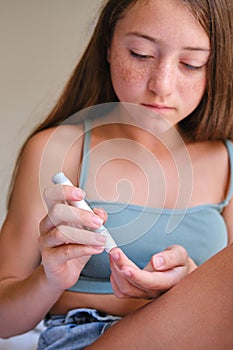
40, 203, 104, 233
151, 245, 188, 271
39, 225, 107, 249
110, 259, 147, 299
109, 248, 138, 270
110, 261, 130, 298
120, 266, 178, 291
110, 271, 145, 299
43, 184, 85, 209
93, 208, 108, 223
42, 243, 105, 266
109, 248, 152, 296
109, 249, 187, 295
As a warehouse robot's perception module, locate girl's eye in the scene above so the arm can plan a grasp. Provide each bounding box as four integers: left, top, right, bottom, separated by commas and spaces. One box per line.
182, 62, 204, 70
130, 50, 152, 60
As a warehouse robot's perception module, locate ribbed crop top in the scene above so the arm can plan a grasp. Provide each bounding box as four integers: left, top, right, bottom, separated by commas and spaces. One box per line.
68, 121, 233, 294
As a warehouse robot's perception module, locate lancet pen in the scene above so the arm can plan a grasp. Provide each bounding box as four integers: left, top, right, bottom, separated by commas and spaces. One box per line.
52, 172, 117, 253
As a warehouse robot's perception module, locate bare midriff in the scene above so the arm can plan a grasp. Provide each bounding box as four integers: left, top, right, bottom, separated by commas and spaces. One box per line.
49, 290, 151, 317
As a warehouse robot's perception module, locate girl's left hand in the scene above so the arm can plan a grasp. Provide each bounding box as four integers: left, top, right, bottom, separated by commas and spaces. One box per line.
109, 245, 196, 299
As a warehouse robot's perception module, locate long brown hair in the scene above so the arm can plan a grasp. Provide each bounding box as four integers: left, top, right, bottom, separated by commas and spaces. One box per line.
8, 0, 233, 205
179, 0, 233, 141
36, 0, 233, 142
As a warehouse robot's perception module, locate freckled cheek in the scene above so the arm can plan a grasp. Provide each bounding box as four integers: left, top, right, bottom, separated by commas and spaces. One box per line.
110, 56, 148, 89
180, 76, 207, 110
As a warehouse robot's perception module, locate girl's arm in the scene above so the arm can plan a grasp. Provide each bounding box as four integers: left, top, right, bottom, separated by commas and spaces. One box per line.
0, 131, 63, 337
0, 128, 106, 338
87, 243, 233, 349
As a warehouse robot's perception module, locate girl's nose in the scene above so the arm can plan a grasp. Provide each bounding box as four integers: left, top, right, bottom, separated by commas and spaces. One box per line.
147, 62, 176, 97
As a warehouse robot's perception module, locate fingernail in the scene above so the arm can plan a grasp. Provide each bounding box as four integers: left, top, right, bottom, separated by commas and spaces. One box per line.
93, 208, 105, 215
153, 256, 164, 268
93, 246, 105, 251
73, 188, 86, 199
92, 215, 104, 225
95, 234, 107, 243
109, 251, 119, 261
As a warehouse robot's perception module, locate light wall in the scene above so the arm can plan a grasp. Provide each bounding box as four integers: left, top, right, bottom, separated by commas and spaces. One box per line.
0, 0, 102, 225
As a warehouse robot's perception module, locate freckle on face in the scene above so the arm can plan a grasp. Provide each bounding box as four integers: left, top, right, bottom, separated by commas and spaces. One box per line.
108, 0, 210, 123
111, 51, 148, 87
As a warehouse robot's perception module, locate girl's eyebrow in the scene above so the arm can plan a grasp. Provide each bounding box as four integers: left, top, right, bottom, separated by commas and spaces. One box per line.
126, 31, 210, 52
126, 31, 160, 44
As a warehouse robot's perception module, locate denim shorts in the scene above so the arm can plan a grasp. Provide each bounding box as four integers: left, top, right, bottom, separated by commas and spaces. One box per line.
37, 308, 121, 350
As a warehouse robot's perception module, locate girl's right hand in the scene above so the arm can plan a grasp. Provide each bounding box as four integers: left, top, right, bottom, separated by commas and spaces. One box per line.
39, 184, 107, 291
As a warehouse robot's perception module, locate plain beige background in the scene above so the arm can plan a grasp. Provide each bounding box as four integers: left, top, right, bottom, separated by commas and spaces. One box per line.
0, 0, 102, 226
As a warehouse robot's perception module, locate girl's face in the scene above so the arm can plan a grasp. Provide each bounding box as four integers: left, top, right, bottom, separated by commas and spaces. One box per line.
108, 0, 210, 126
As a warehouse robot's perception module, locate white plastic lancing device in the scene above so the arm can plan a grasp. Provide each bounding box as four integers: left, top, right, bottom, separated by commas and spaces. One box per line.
52, 172, 117, 253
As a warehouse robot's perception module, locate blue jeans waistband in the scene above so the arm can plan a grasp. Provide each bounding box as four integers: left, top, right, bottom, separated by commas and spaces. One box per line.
45, 308, 121, 327
38, 308, 121, 350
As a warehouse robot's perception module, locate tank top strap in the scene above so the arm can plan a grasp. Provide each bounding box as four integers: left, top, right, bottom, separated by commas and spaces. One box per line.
79, 119, 92, 190
219, 140, 233, 210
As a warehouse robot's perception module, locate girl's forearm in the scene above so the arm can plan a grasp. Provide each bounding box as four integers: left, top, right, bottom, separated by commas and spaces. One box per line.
0, 265, 63, 338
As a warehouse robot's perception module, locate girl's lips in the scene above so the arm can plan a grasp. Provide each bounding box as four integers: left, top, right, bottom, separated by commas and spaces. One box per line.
142, 103, 174, 111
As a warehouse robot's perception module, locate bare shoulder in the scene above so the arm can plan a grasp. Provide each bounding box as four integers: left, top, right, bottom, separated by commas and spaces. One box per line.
24, 124, 85, 186
205, 140, 230, 178
187, 140, 230, 205
188, 140, 229, 167
24, 124, 85, 157
8, 123, 85, 220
